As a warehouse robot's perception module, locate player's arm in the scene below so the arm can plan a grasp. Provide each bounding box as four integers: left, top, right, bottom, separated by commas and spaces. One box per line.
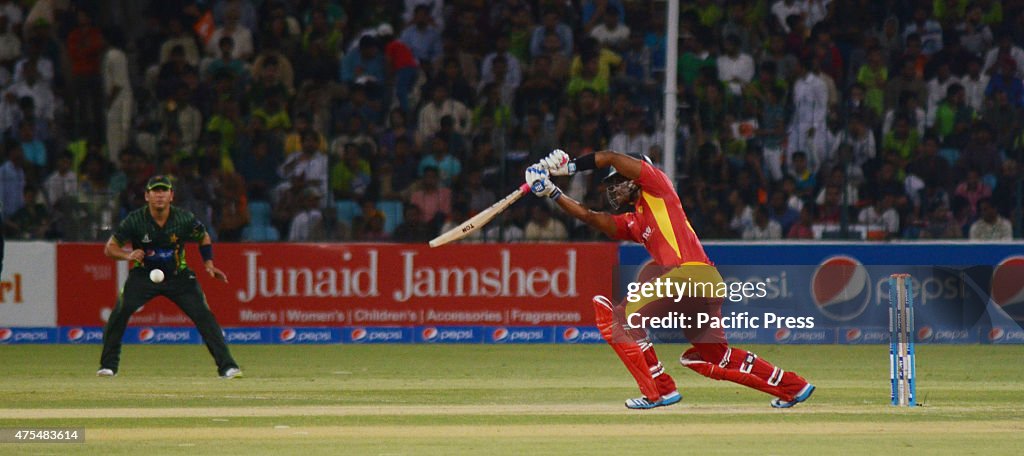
104, 236, 143, 262
538, 149, 642, 180
524, 166, 617, 238
198, 232, 228, 283
553, 192, 617, 238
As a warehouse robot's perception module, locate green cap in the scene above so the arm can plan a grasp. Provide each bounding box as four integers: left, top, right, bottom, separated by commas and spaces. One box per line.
146, 175, 173, 190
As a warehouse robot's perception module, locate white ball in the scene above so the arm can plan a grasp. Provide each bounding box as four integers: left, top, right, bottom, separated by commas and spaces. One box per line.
150, 269, 165, 283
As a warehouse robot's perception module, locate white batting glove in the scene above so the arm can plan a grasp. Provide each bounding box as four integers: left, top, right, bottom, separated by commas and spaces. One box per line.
539, 149, 573, 176
525, 166, 562, 199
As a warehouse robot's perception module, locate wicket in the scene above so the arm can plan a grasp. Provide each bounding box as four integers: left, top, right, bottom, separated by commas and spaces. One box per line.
889, 274, 917, 407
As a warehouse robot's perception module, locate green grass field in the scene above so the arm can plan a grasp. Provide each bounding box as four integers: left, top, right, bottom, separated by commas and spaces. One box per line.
1, 344, 1022, 455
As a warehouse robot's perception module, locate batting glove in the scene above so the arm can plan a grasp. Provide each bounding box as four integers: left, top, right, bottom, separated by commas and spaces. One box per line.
539, 149, 574, 176
525, 166, 562, 199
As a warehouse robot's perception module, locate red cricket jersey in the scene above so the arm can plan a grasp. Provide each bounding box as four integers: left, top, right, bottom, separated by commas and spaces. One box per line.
612, 162, 711, 267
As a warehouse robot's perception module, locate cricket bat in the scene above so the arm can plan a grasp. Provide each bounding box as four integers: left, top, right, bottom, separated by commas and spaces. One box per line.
429, 183, 531, 247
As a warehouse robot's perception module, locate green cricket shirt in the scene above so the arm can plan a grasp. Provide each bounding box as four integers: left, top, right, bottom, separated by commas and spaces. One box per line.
112, 206, 207, 272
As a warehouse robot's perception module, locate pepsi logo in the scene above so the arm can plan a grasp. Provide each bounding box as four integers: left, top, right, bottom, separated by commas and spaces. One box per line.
562, 327, 580, 342
811, 256, 871, 321
0, 328, 11, 342
138, 328, 155, 342
775, 328, 792, 342
280, 328, 297, 342
350, 328, 367, 342
492, 328, 509, 342
845, 328, 862, 342
422, 327, 438, 341
67, 328, 85, 342
989, 327, 1006, 342
991, 257, 1024, 321
917, 326, 934, 341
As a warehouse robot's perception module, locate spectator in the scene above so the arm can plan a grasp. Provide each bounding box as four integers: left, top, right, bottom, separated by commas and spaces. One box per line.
418, 135, 461, 186
4, 58, 55, 124
961, 57, 989, 112
43, 152, 76, 206
934, 84, 973, 141
957, 5, 993, 56
481, 35, 523, 92
287, 187, 325, 241
207, 7, 253, 60
409, 166, 452, 226
331, 143, 372, 200
6, 185, 48, 238
926, 63, 961, 128
717, 34, 754, 96
102, 27, 132, 161
589, 7, 629, 51
417, 84, 472, 145
400, 5, 442, 73
0, 144, 26, 217
530, 9, 573, 58
277, 130, 329, 206
392, 204, 434, 242
902, 5, 943, 56
236, 137, 281, 200
982, 31, 1024, 77
525, 204, 568, 241
786, 151, 816, 198
957, 124, 1001, 178
159, 16, 200, 66
742, 205, 783, 240
858, 193, 900, 237
787, 205, 815, 239
205, 36, 248, 81
919, 203, 962, 239
768, 191, 799, 234
955, 168, 993, 219
66, 9, 104, 136
908, 134, 952, 189
340, 35, 384, 86
377, 24, 418, 114
788, 58, 829, 172
771, 0, 805, 33
969, 199, 1012, 240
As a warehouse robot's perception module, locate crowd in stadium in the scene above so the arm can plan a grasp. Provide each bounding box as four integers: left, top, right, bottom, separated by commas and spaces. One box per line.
0, 0, 1021, 242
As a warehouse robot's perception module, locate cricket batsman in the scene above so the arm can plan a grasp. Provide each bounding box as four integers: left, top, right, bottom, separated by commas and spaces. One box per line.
526, 150, 814, 409
97, 175, 242, 379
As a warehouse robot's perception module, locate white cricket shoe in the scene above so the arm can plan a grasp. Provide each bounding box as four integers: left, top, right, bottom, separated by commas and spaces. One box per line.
220, 367, 243, 379
96, 368, 116, 377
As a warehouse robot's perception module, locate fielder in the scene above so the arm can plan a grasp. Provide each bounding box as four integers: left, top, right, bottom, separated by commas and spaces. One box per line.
527, 150, 815, 409
97, 175, 241, 379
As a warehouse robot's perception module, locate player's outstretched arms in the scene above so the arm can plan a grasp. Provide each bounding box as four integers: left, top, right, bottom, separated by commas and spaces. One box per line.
537, 149, 642, 180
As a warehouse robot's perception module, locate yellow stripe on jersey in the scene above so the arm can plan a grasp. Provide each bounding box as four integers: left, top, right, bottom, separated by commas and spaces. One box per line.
641, 191, 682, 260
